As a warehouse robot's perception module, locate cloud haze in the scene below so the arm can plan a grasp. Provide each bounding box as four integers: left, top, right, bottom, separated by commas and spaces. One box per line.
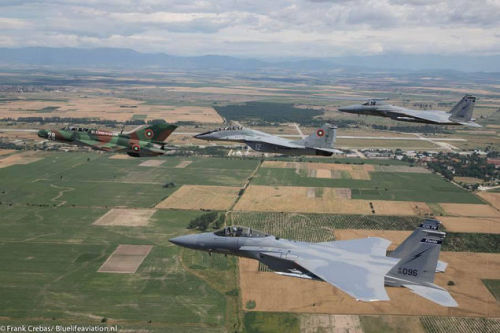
0, 0, 499, 57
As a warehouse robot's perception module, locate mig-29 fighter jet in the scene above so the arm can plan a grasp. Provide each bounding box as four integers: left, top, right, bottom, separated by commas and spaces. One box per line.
339, 95, 480, 127
194, 123, 342, 156
170, 220, 457, 307
38, 121, 177, 157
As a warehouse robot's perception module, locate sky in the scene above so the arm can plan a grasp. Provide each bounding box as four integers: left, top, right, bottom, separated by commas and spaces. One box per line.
0, 0, 499, 58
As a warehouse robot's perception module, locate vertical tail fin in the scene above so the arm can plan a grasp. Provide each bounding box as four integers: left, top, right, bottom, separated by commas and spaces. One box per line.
390, 219, 447, 272
386, 231, 458, 307
299, 123, 337, 149
388, 234, 443, 284
449, 95, 476, 122
126, 121, 177, 142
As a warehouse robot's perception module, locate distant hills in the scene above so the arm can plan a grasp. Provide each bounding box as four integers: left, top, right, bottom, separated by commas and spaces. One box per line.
0, 47, 499, 73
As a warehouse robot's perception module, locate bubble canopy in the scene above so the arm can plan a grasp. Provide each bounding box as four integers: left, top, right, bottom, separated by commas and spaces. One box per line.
214, 226, 268, 238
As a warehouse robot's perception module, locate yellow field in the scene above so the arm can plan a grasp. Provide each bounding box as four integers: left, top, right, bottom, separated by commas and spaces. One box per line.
156, 185, 240, 210
261, 161, 374, 180
0, 97, 223, 123
109, 154, 133, 160
93, 208, 156, 227
234, 185, 431, 216
0, 152, 42, 169
0, 149, 15, 156
98, 245, 153, 274
439, 203, 500, 217
440, 217, 500, 234
239, 252, 500, 317
477, 192, 500, 210
138, 160, 165, 167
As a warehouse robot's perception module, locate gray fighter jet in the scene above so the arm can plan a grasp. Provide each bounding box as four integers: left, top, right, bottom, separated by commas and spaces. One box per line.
170, 219, 457, 307
339, 95, 480, 127
194, 123, 342, 156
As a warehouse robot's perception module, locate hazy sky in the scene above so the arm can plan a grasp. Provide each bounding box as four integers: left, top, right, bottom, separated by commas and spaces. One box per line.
1, 0, 499, 57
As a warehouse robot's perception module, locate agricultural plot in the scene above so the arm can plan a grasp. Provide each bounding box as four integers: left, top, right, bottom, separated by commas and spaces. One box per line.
98, 244, 153, 273
261, 161, 373, 180
235, 185, 431, 216
420, 316, 500, 333
440, 217, 500, 234
156, 185, 240, 210
0, 206, 237, 331
0, 96, 223, 123
227, 212, 423, 242
0, 151, 43, 168
439, 203, 500, 217
93, 208, 156, 227
482, 280, 500, 302
138, 159, 165, 167
252, 168, 482, 203
477, 192, 500, 210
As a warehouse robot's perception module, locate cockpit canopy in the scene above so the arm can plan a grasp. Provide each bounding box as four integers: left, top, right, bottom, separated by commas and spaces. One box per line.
214, 226, 268, 238
63, 126, 93, 133
362, 100, 386, 106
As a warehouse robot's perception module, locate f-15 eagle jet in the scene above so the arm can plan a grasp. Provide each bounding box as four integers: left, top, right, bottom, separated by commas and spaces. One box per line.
170, 219, 457, 307
38, 121, 177, 157
339, 95, 480, 127
194, 123, 342, 156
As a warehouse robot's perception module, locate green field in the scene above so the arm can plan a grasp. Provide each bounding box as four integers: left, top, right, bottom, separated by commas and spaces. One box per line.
0, 207, 238, 331
0, 152, 259, 331
482, 280, 500, 302
243, 312, 299, 333
252, 168, 482, 203
0, 153, 258, 207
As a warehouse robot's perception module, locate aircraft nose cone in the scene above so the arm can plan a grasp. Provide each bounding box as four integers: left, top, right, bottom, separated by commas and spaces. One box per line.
37, 129, 48, 138
194, 133, 206, 140
169, 234, 199, 249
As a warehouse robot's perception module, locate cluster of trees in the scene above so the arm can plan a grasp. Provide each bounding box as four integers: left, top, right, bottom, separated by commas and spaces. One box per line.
187, 212, 225, 231
0, 117, 169, 127
215, 102, 323, 125
427, 152, 498, 182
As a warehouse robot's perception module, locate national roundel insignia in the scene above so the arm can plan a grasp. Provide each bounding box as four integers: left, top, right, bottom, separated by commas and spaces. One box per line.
132, 144, 140, 152
145, 129, 154, 138
316, 129, 325, 137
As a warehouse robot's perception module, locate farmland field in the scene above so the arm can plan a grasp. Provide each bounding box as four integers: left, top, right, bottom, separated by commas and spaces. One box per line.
251, 168, 482, 203
0, 67, 499, 331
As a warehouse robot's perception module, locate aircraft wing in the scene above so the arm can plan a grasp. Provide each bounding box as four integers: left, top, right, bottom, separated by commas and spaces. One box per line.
288, 239, 397, 302
75, 138, 126, 152
404, 284, 458, 307
317, 237, 391, 257
456, 121, 482, 128
246, 134, 304, 148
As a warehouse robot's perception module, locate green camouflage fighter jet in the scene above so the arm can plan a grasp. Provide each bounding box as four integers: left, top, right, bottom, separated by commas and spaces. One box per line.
38, 121, 177, 157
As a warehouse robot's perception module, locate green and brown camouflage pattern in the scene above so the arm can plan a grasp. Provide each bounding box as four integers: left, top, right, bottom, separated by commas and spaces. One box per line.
38, 121, 177, 157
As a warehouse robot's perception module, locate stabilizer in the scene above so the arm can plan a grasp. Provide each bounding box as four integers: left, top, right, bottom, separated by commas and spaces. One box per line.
125, 121, 178, 142
389, 219, 447, 272
404, 284, 458, 307
449, 95, 477, 122
297, 123, 337, 149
